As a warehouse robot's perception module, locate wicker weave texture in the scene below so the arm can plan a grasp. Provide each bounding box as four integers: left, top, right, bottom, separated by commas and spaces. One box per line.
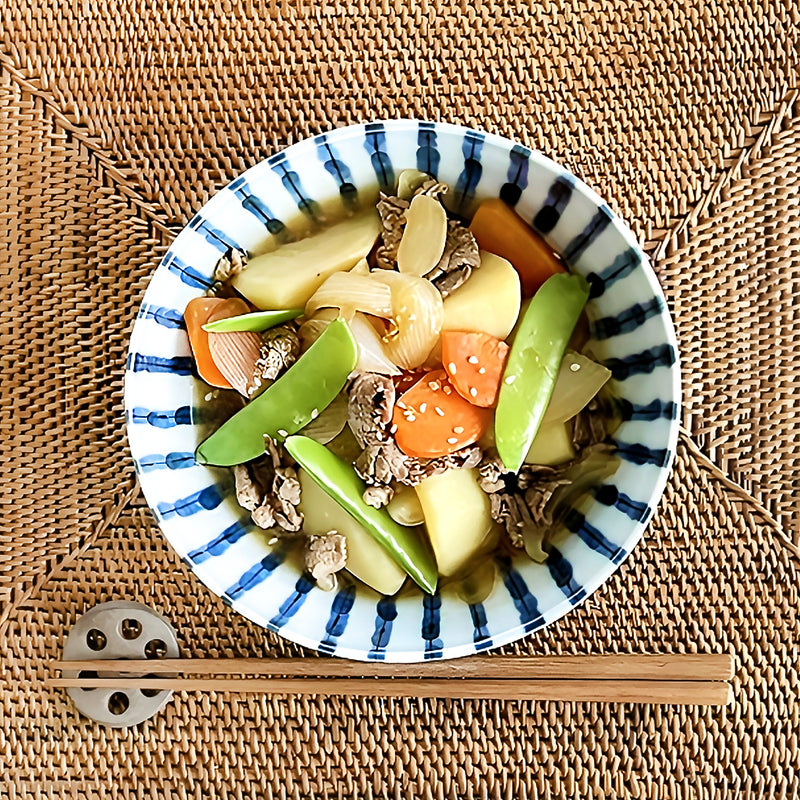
1, 0, 799, 797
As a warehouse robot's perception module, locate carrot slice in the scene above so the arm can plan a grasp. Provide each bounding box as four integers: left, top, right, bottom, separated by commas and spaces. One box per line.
392, 369, 491, 458
470, 199, 565, 297
184, 298, 233, 389
441, 331, 509, 408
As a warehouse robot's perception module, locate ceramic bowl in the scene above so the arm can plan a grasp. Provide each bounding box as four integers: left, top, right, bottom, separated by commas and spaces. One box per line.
125, 121, 680, 661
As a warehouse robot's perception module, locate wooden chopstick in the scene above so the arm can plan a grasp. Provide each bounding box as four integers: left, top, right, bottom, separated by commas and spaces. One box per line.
47, 654, 734, 705
46, 676, 732, 705
50, 654, 735, 682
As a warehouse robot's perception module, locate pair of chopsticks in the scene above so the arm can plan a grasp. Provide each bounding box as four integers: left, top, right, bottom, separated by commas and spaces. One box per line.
48, 654, 734, 705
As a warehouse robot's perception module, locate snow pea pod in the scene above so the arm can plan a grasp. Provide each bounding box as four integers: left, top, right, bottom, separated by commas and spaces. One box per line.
285, 435, 438, 594
195, 318, 357, 466
202, 308, 303, 333
495, 273, 590, 473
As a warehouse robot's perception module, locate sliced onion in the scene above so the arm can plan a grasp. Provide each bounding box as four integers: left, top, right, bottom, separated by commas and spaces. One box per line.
349, 313, 401, 375
396, 168, 432, 200
386, 486, 425, 526
524, 446, 619, 563
305, 272, 393, 319
376, 271, 443, 369
299, 310, 399, 375
542, 350, 612, 425
298, 394, 349, 444
524, 422, 575, 466
297, 308, 338, 352
523, 526, 548, 563
350, 257, 370, 275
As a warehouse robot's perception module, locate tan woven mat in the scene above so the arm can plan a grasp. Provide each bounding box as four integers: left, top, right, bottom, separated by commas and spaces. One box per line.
2, 1, 799, 797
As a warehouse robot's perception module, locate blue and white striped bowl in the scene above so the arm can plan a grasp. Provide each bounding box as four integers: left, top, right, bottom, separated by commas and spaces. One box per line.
125, 121, 680, 661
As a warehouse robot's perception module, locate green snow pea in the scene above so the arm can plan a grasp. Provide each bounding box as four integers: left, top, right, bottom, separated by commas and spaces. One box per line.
285, 435, 438, 594
195, 318, 357, 466
495, 273, 590, 473
202, 308, 303, 333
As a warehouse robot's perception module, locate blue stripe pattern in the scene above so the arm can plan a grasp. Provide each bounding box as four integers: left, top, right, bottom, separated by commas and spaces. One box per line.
319, 584, 357, 655
604, 344, 676, 380
614, 441, 671, 467
533, 175, 574, 233
421, 592, 443, 659
368, 597, 398, 660
157, 485, 225, 519
615, 398, 678, 422
499, 144, 531, 206
224, 550, 287, 601
469, 603, 494, 650
315, 134, 358, 209
591, 297, 664, 340
546, 546, 587, 604
416, 122, 440, 177
128, 354, 194, 375
364, 123, 394, 189
188, 214, 242, 254
189, 518, 253, 563
138, 305, 184, 329
587, 248, 642, 298
563, 510, 628, 564
454, 131, 484, 210
595, 485, 652, 522
163, 251, 214, 289
499, 560, 544, 632
229, 176, 290, 238
269, 574, 316, 630
271, 155, 320, 219
130, 406, 193, 427
137, 452, 196, 472
562, 205, 613, 264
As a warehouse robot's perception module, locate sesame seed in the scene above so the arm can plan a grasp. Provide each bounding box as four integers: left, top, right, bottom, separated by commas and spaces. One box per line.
268, 537, 279, 545
447, 437, 458, 444
504, 375, 517, 385
397, 401, 407, 409
408, 314, 417, 321
448, 362, 457, 374
469, 387, 478, 398
277, 429, 289, 437
428, 380, 440, 391
467, 355, 479, 364
390, 423, 398, 433
311, 408, 319, 419
434, 406, 445, 416
570, 362, 581, 372
453, 426, 464, 434
478, 367, 486, 375
443, 385, 452, 395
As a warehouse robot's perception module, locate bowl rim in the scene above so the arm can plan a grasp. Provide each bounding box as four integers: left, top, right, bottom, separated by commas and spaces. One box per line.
125, 119, 682, 661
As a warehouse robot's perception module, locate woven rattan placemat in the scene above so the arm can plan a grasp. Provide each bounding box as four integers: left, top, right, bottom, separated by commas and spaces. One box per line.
1, 2, 798, 797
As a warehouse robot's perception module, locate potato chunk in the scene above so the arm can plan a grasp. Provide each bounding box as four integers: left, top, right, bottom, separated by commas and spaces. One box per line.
298, 469, 406, 595
415, 468, 493, 577
233, 211, 381, 310
442, 250, 521, 340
